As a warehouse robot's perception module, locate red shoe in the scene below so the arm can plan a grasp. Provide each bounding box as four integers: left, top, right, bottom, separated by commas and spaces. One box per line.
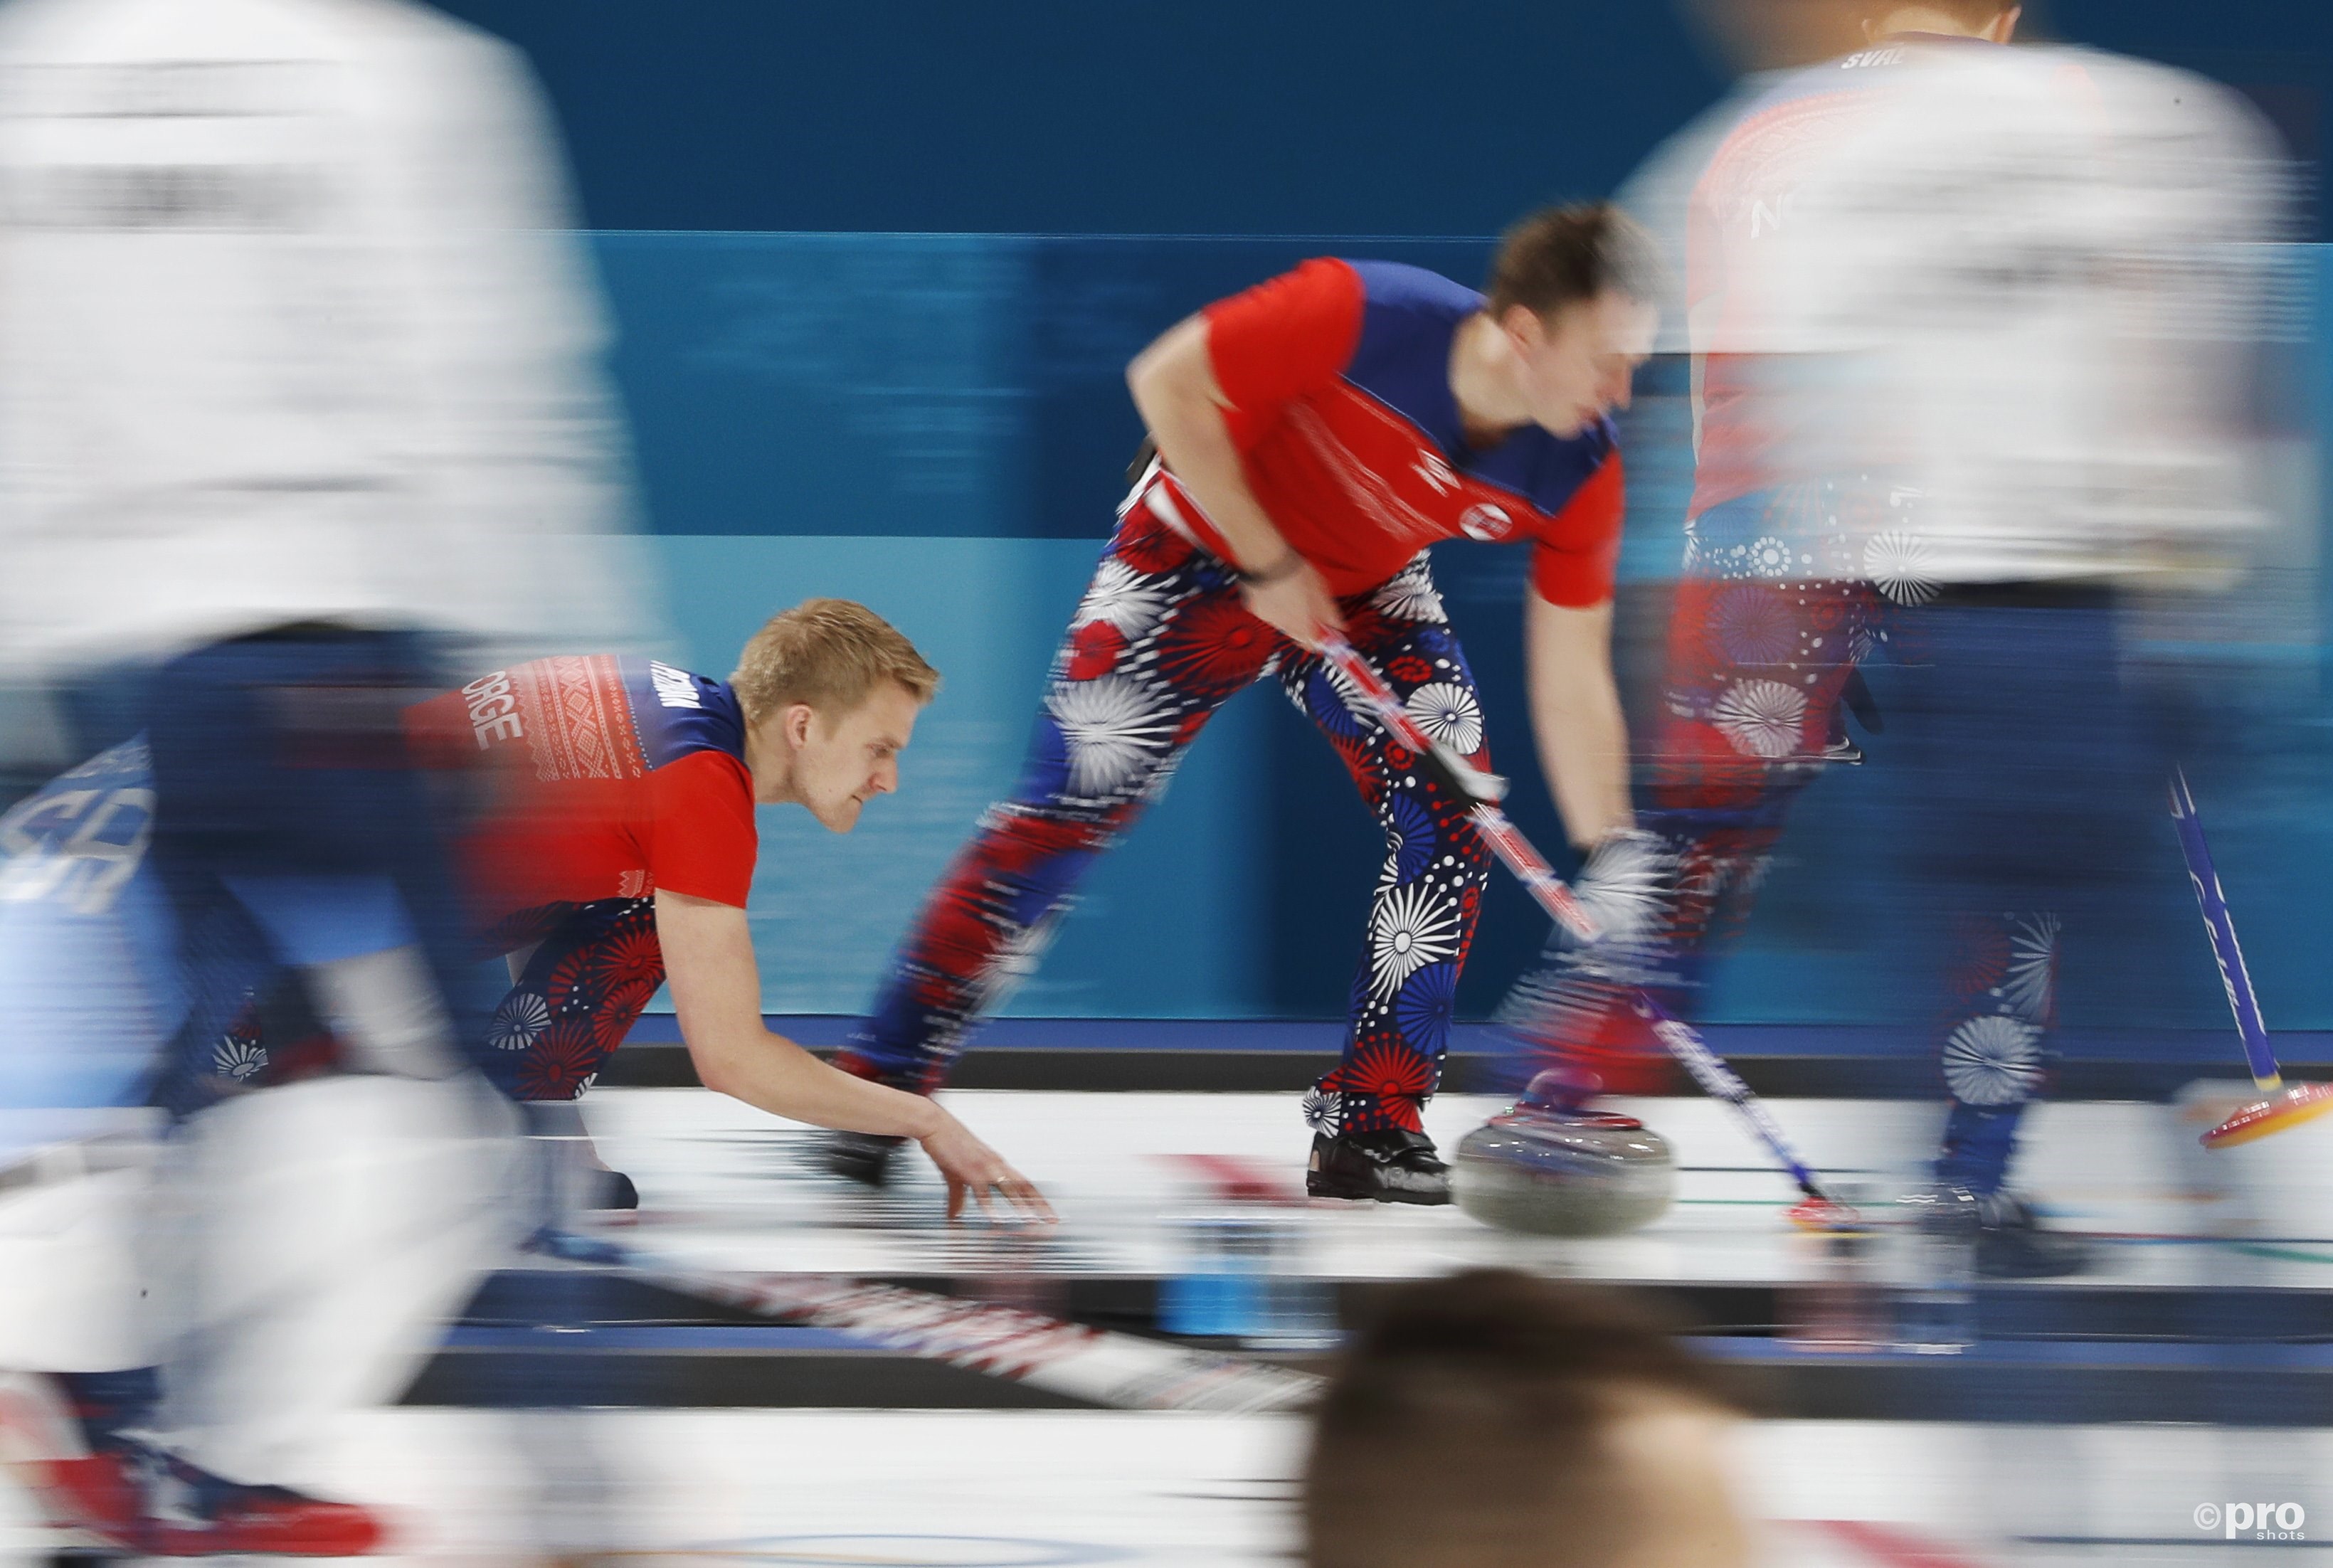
0, 1372, 147, 1548
1, 1371, 386, 1556
1573, 1041, 1681, 1097
149, 1464, 388, 1557
1528, 1026, 1680, 1098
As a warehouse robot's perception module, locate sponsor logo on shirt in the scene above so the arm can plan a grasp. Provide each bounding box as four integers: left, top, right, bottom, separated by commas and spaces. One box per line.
650, 662, 702, 710
1750, 191, 1800, 240
1414, 453, 1460, 495
0, 741, 152, 916
1459, 502, 1518, 542
462, 671, 524, 748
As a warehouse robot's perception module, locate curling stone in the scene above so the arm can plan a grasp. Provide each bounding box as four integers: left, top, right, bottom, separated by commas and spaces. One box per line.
1452, 1076, 1675, 1238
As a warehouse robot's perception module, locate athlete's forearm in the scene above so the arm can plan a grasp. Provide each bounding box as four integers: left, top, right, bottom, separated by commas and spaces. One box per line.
1536, 682, 1631, 849
1525, 593, 1633, 849
655, 888, 947, 1140
692, 1029, 947, 1140
1126, 316, 1297, 575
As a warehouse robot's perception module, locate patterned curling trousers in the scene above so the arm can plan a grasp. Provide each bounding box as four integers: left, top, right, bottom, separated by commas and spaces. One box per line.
840, 494, 1493, 1136
1515, 481, 2073, 1195
203, 895, 665, 1107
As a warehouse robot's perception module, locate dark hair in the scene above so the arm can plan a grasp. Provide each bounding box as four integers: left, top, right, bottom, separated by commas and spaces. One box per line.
1304, 1271, 1740, 1568
1484, 203, 1664, 319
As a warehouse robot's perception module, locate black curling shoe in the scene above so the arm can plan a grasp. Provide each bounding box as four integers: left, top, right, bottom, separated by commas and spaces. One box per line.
1974, 1190, 2093, 1279
1306, 1128, 1451, 1204
591, 1167, 639, 1212
825, 1130, 905, 1188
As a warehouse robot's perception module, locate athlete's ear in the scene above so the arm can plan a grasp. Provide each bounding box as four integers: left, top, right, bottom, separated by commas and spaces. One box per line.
783, 702, 815, 749
1499, 302, 1546, 354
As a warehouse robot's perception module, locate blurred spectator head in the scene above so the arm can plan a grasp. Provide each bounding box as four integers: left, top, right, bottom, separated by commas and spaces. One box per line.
1305, 1271, 1751, 1568
1678, 0, 1868, 73
1860, 2, 2021, 43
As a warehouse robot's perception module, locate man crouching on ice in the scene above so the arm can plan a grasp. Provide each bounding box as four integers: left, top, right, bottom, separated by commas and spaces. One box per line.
221, 598, 1052, 1220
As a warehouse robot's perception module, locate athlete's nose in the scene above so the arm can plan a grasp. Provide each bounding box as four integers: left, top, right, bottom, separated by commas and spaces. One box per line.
1604, 365, 1634, 413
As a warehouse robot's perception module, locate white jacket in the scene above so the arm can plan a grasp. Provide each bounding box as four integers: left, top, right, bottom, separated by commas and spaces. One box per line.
1625, 39, 2288, 587
1750, 43, 2286, 585
0, 0, 650, 675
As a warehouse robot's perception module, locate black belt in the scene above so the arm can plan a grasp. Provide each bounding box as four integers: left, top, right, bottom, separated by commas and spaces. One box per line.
1926, 581, 2117, 612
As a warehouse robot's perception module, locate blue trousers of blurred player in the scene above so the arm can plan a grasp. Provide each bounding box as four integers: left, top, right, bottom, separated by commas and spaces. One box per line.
131, 626, 487, 1106
38, 625, 525, 1510
1889, 587, 2183, 1194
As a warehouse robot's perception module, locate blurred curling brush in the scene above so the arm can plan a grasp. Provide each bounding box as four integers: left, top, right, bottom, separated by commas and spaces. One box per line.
2169, 769, 2333, 1148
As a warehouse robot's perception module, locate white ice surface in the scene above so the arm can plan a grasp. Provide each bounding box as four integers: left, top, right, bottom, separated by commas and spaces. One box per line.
575, 1087, 2333, 1289
9, 1085, 2329, 1566
11, 1406, 2327, 1566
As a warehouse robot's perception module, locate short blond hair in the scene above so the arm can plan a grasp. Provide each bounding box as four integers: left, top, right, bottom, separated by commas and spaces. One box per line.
730, 598, 940, 724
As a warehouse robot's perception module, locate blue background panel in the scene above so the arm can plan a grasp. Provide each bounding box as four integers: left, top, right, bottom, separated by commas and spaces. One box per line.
443, 1, 2327, 238
620, 234, 2329, 1037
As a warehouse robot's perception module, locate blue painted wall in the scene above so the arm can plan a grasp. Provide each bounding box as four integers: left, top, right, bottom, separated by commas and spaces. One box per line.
443, 1, 2326, 236
439, 1, 1730, 235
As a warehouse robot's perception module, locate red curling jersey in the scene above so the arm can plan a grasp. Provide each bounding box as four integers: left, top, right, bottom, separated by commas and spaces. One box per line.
1157, 257, 1626, 607
407, 655, 758, 926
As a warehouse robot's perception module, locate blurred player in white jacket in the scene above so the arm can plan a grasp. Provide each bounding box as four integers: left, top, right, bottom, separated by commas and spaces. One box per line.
0, 0, 647, 1550
1514, 1, 2285, 1275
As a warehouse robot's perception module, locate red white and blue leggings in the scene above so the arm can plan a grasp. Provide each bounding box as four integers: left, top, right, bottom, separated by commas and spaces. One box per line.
837, 492, 1493, 1136
209, 896, 662, 1106
1513, 481, 2062, 1195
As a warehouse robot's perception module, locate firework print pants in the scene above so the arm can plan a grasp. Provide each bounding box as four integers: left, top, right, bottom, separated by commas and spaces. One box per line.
839, 493, 1494, 1136
1506, 483, 1898, 1095
208, 896, 664, 1106
1512, 483, 2163, 1196
472, 896, 665, 1102
1888, 590, 2173, 1196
